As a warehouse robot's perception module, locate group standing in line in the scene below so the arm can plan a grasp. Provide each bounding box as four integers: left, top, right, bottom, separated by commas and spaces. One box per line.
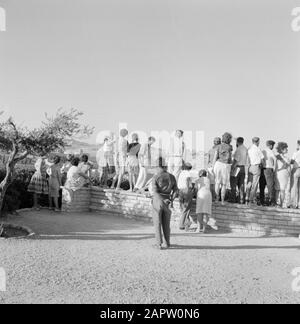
27, 128, 300, 250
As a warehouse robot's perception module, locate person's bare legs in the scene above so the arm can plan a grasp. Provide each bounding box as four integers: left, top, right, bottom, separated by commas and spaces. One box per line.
111, 173, 118, 189
116, 166, 125, 190
280, 190, 286, 208
53, 197, 60, 211
33, 193, 39, 209
203, 213, 209, 233
196, 213, 204, 233
128, 171, 133, 191
215, 183, 221, 203
221, 184, 226, 205
49, 196, 53, 210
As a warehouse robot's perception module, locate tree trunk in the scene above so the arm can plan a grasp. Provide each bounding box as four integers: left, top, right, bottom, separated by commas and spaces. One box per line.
0, 150, 16, 217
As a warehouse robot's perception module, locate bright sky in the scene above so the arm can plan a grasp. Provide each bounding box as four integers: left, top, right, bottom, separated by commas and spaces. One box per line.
0, 0, 299, 151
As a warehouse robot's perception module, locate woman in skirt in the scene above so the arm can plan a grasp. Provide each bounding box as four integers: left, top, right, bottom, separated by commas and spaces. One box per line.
195, 170, 213, 233
127, 133, 141, 191
48, 155, 62, 212
28, 155, 49, 210
275, 142, 291, 208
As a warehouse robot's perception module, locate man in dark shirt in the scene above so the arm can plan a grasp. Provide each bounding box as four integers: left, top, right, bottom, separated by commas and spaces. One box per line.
152, 157, 178, 250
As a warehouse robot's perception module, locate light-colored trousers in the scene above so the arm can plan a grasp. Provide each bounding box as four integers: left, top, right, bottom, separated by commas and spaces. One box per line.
291, 168, 300, 207
246, 165, 261, 202
168, 156, 183, 181
135, 166, 148, 190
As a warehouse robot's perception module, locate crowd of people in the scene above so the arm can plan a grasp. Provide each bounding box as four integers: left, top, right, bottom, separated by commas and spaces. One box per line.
28, 154, 93, 211
207, 134, 300, 209
26, 128, 300, 249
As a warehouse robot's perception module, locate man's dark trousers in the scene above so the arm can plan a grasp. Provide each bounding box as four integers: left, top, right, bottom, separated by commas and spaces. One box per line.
178, 189, 194, 229
260, 168, 275, 205
152, 195, 171, 246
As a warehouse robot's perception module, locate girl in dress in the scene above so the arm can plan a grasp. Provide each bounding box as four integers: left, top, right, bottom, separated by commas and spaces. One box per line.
127, 133, 141, 191
195, 170, 213, 233
28, 155, 49, 210
48, 155, 62, 212
78, 154, 92, 186
275, 142, 291, 208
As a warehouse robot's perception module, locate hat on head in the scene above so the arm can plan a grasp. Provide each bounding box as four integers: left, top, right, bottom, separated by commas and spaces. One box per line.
266, 140, 276, 147
252, 137, 260, 144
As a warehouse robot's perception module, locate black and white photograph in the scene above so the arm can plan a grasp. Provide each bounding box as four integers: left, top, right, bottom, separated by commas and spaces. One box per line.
0, 0, 300, 309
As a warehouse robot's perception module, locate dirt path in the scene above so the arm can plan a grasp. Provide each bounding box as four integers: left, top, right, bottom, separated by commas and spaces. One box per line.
0, 210, 300, 304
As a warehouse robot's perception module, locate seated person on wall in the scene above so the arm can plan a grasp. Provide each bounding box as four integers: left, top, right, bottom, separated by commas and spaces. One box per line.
78, 154, 93, 186
64, 157, 91, 191
61, 154, 74, 186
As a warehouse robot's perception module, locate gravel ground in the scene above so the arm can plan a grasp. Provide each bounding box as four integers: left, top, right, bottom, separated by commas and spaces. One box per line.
0, 210, 300, 304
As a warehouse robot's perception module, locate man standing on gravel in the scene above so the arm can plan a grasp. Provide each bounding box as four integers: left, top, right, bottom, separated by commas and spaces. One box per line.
152, 157, 178, 250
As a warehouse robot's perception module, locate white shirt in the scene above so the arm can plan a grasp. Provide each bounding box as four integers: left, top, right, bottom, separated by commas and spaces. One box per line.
292, 150, 300, 168
177, 170, 192, 190
233, 145, 248, 166
170, 137, 185, 157
103, 139, 114, 153
262, 148, 276, 170
118, 137, 128, 156
248, 145, 264, 165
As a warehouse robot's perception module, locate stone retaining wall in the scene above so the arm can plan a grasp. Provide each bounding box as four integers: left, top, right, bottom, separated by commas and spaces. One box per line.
61, 187, 91, 213
63, 186, 300, 236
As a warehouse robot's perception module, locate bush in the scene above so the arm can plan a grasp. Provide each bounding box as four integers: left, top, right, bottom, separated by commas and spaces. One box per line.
0, 168, 49, 212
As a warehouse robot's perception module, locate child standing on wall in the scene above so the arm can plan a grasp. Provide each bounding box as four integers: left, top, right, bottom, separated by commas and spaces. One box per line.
195, 170, 213, 233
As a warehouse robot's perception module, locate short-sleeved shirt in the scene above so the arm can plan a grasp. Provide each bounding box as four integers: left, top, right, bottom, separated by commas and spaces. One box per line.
118, 138, 129, 157
208, 147, 217, 167
292, 151, 300, 169
248, 145, 264, 165
152, 169, 178, 199
177, 170, 192, 190
215, 143, 232, 164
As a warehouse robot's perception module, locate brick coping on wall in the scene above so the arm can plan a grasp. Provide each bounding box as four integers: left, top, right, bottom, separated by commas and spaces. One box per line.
61, 186, 300, 236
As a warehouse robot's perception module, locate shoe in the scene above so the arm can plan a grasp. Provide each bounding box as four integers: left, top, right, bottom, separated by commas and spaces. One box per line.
153, 244, 163, 250
162, 243, 170, 249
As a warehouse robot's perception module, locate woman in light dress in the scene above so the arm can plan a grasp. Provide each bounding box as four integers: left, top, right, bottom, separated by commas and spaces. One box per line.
65, 157, 90, 191
127, 133, 141, 191
61, 154, 74, 186
78, 154, 92, 186
195, 170, 213, 233
275, 142, 291, 208
48, 155, 62, 211
28, 155, 49, 210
